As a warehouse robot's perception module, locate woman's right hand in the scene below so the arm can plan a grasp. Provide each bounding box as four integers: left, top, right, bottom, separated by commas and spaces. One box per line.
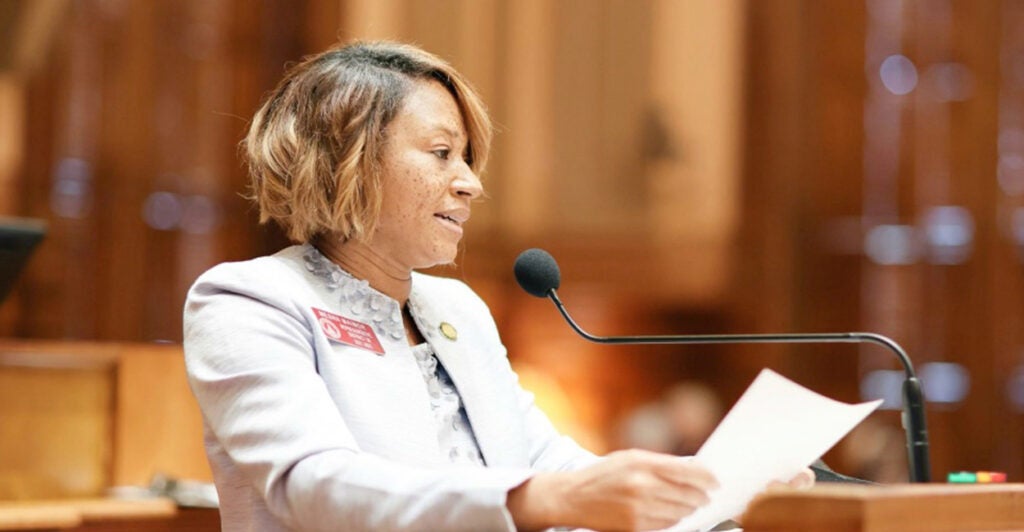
506, 449, 718, 531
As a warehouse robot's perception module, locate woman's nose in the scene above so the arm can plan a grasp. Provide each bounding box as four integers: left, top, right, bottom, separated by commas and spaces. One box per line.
451, 164, 483, 199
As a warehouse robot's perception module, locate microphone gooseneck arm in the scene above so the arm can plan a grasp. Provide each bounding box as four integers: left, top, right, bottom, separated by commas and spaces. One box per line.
545, 287, 931, 483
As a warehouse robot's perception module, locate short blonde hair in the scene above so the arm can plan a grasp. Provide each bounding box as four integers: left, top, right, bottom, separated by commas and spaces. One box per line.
244, 41, 492, 243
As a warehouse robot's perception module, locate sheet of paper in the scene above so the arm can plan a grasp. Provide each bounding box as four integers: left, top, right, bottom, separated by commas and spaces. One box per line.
665, 369, 882, 532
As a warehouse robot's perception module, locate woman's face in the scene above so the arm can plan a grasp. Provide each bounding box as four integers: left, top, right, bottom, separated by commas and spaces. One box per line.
367, 79, 483, 271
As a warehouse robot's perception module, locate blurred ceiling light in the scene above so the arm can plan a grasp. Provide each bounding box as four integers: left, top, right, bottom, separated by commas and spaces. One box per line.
142, 191, 182, 231
862, 363, 969, 410
880, 54, 918, 95
50, 157, 93, 219
922, 206, 974, 265
865, 224, 920, 265
998, 154, 1024, 196
861, 369, 903, 410
179, 195, 221, 234
919, 362, 970, 405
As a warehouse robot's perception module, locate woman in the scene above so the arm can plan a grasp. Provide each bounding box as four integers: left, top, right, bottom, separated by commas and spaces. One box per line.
184, 41, 799, 531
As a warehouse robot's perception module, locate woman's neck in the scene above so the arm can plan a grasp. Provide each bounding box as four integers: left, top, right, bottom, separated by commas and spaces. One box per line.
315, 236, 412, 306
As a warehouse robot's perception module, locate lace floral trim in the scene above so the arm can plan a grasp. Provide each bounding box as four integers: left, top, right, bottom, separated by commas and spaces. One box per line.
303, 245, 405, 341
410, 343, 485, 466
406, 296, 436, 341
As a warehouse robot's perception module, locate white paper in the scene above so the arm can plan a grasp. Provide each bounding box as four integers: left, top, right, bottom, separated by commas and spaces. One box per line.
665, 369, 882, 532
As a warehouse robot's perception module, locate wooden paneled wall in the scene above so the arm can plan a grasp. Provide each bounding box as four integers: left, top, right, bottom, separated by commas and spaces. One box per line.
1, 0, 1022, 483
742, 0, 1024, 480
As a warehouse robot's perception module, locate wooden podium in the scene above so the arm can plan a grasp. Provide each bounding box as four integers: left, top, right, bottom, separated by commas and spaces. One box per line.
0, 340, 220, 530
741, 483, 1024, 531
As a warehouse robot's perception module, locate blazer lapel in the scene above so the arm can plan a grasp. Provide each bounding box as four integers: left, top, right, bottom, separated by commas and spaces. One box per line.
433, 340, 513, 466
408, 284, 528, 468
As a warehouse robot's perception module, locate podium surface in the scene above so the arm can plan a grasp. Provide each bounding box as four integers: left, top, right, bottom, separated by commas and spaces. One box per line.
742, 483, 1024, 531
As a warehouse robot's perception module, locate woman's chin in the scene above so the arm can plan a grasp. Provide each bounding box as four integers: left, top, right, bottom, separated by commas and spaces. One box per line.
411, 250, 460, 271
420, 257, 458, 270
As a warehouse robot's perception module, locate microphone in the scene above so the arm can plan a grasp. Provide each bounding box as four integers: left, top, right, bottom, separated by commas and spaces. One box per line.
513, 248, 931, 483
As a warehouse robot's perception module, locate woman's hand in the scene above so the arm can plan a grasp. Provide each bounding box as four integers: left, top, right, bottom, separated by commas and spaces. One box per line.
766, 467, 815, 491
507, 449, 718, 531
725, 467, 815, 526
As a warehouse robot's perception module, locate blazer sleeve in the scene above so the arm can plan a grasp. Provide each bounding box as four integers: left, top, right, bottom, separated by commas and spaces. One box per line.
183, 264, 535, 532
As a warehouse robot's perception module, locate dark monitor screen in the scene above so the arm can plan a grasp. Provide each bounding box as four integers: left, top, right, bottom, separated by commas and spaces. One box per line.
0, 218, 46, 304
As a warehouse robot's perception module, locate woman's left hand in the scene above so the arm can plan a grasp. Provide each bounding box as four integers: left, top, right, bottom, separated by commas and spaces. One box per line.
767, 467, 815, 491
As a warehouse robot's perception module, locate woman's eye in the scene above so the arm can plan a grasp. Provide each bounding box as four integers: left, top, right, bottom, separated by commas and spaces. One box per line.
432, 149, 450, 160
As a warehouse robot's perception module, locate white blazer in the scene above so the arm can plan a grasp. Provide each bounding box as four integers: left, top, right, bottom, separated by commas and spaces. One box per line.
184, 245, 597, 531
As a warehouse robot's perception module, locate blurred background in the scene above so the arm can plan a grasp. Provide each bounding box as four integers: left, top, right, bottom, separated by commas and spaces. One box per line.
1, 0, 1022, 497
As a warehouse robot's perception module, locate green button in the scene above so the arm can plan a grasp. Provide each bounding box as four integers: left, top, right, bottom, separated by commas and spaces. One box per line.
947, 471, 977, 483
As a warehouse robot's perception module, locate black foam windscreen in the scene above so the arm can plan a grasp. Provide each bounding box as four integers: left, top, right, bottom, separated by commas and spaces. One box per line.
513, 248, 561, 298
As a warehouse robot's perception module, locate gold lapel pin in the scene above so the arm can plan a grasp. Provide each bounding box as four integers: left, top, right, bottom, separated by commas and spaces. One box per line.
439, 322, 458, 340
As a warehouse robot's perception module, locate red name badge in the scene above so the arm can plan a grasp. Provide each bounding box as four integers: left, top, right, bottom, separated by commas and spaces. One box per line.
312, 307, 385, 355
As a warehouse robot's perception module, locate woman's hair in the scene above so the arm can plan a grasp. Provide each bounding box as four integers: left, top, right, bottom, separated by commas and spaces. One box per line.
243, 41, 492, 243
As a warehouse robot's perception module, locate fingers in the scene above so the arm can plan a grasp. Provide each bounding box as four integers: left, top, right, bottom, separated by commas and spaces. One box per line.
767, 467, 816, 491
649, 484, 711, 518
637, 499, 706, 530
637, 453, 718, 518
789, 467, 815, 490
570, 451, 817, 532
601, 450, 719, 527
628, 480, 710, 529
643, 453, 720, 492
